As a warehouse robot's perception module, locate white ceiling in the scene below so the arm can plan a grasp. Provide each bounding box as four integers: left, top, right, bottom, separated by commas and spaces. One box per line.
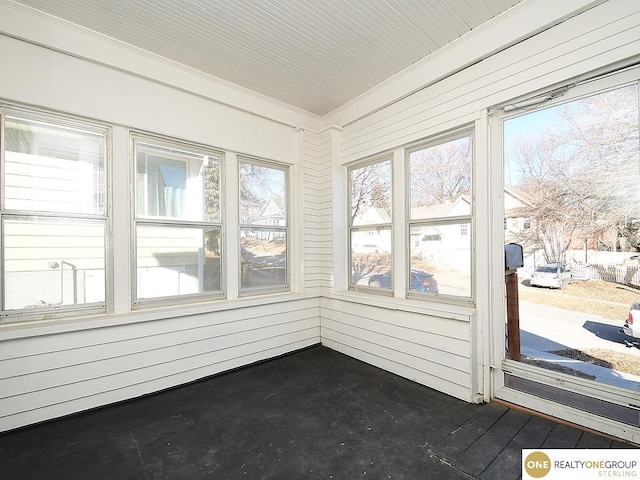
14, 0, 523, 116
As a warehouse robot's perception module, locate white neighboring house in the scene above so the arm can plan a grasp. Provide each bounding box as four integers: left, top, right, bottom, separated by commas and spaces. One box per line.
350, 207, 392, 254
503, 186, 540, 272
504, 186, 534, 242
258, 198, 286, 227
4, 146, 106, 309
243, 198, 286, 243
410, 196, 471, 271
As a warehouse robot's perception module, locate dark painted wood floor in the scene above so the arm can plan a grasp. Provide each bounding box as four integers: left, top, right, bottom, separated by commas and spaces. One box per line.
0, 345, 635, 480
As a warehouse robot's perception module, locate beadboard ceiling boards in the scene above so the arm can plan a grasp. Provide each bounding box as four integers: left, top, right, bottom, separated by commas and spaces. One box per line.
13, 0, 523, 116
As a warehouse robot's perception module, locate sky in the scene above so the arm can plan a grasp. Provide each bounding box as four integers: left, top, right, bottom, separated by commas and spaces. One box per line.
502, 101, 572, 186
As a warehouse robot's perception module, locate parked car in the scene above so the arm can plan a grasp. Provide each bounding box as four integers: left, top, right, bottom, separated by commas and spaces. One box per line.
368, 269, 438, 293
530, 264, 571, 289
621, 302, 640, 340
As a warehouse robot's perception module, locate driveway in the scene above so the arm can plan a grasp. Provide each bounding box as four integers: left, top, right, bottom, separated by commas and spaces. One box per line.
519, 300, 638, 354
518, 300, 640, 390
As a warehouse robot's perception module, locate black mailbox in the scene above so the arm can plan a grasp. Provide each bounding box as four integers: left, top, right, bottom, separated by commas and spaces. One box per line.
505, 243, 523, 271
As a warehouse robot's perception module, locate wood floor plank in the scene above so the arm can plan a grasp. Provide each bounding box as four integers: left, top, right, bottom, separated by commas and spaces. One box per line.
576, 431, 613, 448
430, 403, 509, 460
454, 408, 531, 476
541, 423, 583, 448
479, 415, 558, 480
0, 345, 633, 480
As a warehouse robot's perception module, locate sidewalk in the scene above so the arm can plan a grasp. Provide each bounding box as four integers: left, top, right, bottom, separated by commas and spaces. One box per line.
521, 345, 640, 391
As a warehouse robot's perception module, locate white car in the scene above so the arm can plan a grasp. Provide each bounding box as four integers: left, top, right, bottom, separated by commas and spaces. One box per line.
621, 302, 640, 339
530, 264, 571, 289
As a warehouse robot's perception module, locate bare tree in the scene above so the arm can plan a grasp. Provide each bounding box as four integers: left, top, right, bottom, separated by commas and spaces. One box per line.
349, 160, 392, 283
506, 84, 640, 262
410, 136, 471, 208
350, 160, 391, 224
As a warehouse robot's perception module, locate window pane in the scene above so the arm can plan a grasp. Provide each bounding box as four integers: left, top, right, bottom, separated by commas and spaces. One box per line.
136, 225, 221, 300
136, 142, 221, 222
3, 217, 106, 310
350, 160, 391, 226
505, 84, 640, 264
239, 163, 286, 226
240, 228, 286, 289
410, 223, 471, 297
4, 117, 105, 215
350, 227, 392, 288
409, 136, 471, 219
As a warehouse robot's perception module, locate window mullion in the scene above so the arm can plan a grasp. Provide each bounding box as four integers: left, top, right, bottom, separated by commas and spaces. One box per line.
226, 151, 239, 300
392, 148, 405, 298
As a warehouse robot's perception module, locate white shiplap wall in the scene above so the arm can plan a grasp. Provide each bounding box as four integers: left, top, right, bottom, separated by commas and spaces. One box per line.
0, 299, 320, 431
321, 297, 474, 401
338, 0, 640, 164
0, 10, 322, 432
323, 0, 640, 437
302, 128, 334, 296
1, 0, 639, 439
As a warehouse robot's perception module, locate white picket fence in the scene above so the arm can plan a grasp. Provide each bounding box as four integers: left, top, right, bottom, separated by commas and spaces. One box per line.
570, 263, 640, 287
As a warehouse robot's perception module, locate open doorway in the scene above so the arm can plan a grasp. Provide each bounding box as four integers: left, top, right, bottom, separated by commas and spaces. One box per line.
497, 69, 640, 428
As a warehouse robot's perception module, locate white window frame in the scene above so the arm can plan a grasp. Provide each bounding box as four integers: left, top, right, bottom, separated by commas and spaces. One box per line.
405, 127, 475, 304
237, 155, 290, 296
489, 66, 640, 433
0, 105, 112, 323
347, 153, 394, 295
131, 132, 224, 307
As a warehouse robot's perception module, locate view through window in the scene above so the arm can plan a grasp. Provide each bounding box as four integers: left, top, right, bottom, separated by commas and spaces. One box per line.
408, 132, 473, 298
349, 157, 392, 291
239, 159, 288, 292
504, 83, 640, 391
1, 115, 108, 319
134, 137, 222, 302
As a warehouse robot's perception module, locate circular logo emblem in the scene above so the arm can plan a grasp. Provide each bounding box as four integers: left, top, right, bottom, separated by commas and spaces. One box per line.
524, 451, 551, 478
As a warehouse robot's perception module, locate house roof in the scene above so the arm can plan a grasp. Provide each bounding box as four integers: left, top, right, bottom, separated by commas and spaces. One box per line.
11, 0, 522, 117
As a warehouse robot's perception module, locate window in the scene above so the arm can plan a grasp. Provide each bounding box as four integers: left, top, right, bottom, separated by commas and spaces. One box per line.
133, 135, 222, 303
408, 131, 473, 299
239, 158, 288, 294
0, 111, 109, 321
348, 157, 392, 292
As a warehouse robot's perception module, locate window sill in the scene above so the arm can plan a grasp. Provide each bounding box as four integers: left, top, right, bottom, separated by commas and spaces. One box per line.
0, 292, 311, 340
328, 290, 475, 322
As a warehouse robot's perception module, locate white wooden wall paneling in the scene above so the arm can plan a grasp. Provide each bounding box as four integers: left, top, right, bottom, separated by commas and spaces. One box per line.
2, 335, 317, 432
323, 0, 607, 127
339, 1, 640, 163
320, 298, 472, 401
0, 299, 320, 431
2, 321, 319, 411
1, 308, 319, 379
0, 35, 298, 163
303, 129, 334, 295
0, 2, 321, 129
321, 299, 469, 349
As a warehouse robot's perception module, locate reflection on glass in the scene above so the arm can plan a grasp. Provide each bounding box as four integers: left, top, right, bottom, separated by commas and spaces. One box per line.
4, 117, 106, 215
240, 229, 286, 289
136, 225, 221, 299
409, 136, 471, 220
239, 163, 286, 226
136, 142, 221, 222
409, 223, 471, 297
350, 228, 392, 288
503, 84, 640, 385
3, 217, 106, 310
350, 160, 392, 226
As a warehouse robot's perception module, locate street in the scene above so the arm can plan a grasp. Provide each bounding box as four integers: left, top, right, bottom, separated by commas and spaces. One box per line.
517, 300, 640, 391
519, 300, 639, 355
